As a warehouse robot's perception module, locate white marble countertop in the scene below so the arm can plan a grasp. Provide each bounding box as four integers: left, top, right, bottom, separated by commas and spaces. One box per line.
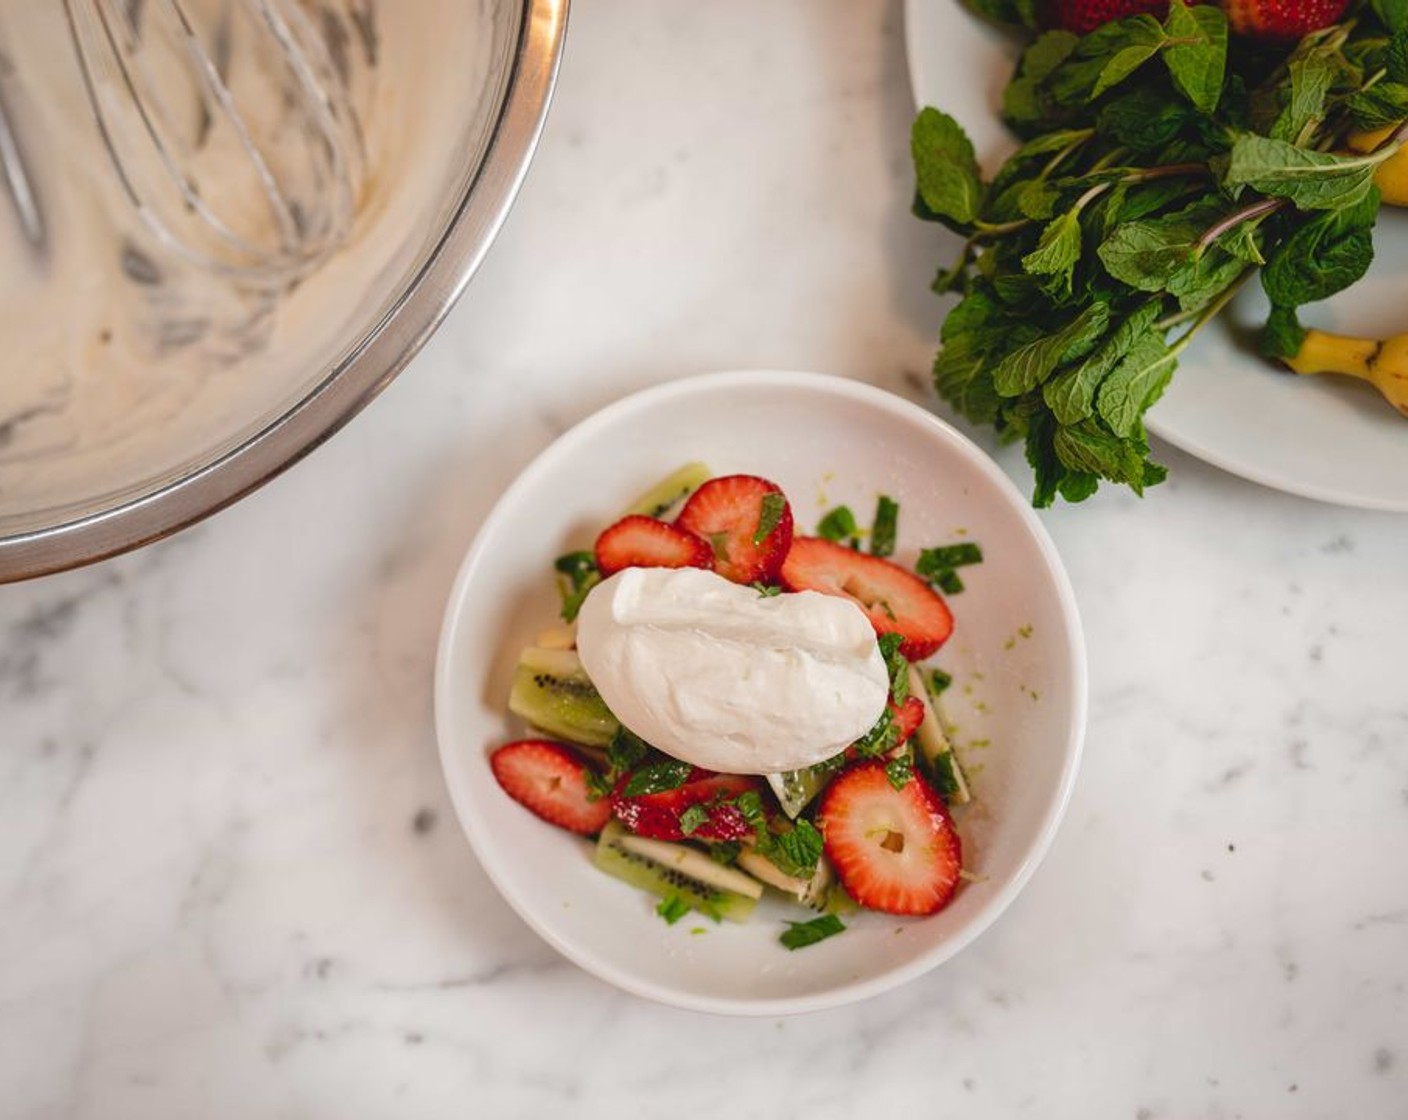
5, 2, 1408, 1117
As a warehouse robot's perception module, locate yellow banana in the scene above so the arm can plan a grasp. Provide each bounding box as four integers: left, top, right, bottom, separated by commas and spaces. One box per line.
1347, 124, 1408, 206
1284, 329, 1408, 417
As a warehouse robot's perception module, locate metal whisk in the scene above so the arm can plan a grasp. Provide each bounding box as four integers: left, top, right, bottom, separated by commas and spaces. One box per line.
64, 0, 365, 285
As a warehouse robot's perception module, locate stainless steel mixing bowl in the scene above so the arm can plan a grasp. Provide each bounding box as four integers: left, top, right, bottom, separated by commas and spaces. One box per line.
0, 0, 567, 580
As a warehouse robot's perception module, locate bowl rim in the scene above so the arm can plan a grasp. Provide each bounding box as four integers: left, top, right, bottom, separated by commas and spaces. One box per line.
433, 369, 1089, 1016
0, 0, 570, 583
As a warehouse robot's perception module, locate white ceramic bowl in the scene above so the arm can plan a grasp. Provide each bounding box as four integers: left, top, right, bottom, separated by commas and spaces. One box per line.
434, 370, 1087, 1015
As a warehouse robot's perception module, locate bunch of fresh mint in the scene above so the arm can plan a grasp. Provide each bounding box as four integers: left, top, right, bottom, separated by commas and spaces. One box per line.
913, 0, 1408, 505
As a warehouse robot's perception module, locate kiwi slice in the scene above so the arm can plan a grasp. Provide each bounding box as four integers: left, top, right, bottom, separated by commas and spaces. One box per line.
737, 848, 835, 911
509, 647, 619, 748
622, 462, 713, 519
594, 822, 761, 923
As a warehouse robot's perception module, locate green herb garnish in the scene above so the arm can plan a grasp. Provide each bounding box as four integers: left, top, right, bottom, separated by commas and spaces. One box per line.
870, 495, 899, 557
914, 0, 1408, 506
554, 551, 600, 623
621, 759, 693, 797
817, 505, 858, 541
885, 753, 915, 791
678, 804, 710, 835
917, 541, 984, 595
754, 492, 787, 545
779, 914, 847, 951
656, 894, 691, 925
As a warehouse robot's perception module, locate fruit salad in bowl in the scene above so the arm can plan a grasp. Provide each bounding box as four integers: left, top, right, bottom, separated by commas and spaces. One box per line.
434, 370, 1086, 1014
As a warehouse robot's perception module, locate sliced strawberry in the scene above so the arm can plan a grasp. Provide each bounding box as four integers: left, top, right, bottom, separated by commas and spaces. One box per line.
594, 514, 713, 578
490, 739, 613, 836
674, 475, 794, 584
1053, 0, 1167, 34
817, 761, 962, 916
612, 770, 761, 842
1221, 0, 1348, 40
890, 695, 926, 749
780, 536, 954, 660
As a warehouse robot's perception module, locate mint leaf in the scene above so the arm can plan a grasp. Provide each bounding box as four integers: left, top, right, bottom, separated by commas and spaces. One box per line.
1261, 191, 1378, 308
1092, 42, 1163, 100
928, 669, 953, 695
621, 760, 693, 797
764, 819, 824, 880
885, 753, 915, 791
817, 505, 857, 542
554, 551, 600, 622
753, 491, 786, 546
1095, 331, 1176, 438
870, 495, 899, 558
912, 109, 983, 227
1260, 305, 1306, 361
779, 914, 846, 951
1375, 0, 1408, 33
992, 303, 1110, 397
1162, 0, 1227, 115
1044, 302, 1161, 425
656, 894, 691, 925
1223, 135, 1386, 212
1347, 81, 1408, 131
1097, 203, 1221, 290
1021, 210, 1083, 295
1053, 422, 1157, 492
1272, 56, 1334, 144
878, 631, 910, 703
678, 804, 710, 836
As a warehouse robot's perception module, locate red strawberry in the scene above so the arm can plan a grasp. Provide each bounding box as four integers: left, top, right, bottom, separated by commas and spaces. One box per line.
817, 761, 962, 916
1053, 0, 1168, 34
489, 739, 613, 836
890, 695, 926, 749
780, 537, 954, 660
1221, 0, 1348, 40
674, 475, 794, 584
612, 770, 761, 842
594, 514, 713, 578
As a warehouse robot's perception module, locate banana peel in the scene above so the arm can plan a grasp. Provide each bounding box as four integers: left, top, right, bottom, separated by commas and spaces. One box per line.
1283, 329, 1408, 417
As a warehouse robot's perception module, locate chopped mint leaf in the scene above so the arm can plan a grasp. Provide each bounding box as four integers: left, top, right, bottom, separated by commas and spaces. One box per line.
754, 492, 787, 546
554, 551, 601, 622
762, 819, 824, 880
605, 726, 650, 781
853, 708, 899, 759
678, 804, 710, 836
779, 914, 846, 951
917, 543, 984, 572
817, 505, 857, 542
917, 541, 982, 597
886, 753, 915, 791
751, 581, 783, 597
709, 840, 742, 866
878, 632, 910, 704
926, 752, 964, 800
870, 495, 899, 557
622, 759, 693, 797
583, 769, 612, 802
928, 668, 953, 695
732, 790, 766, 829
656, 894, 690, 925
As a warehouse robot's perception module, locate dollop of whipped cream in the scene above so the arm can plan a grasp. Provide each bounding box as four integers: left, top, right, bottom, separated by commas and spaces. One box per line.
575, 567, 889, 774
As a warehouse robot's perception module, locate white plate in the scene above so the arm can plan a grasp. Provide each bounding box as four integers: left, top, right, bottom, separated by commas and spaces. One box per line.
434, 370, 1087, 1015
905, 0, 1408, 511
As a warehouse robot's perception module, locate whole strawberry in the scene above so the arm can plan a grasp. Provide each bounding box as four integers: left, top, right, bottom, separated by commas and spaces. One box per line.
1221, 0, 1350, 40
1053, 0, 1169, 34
